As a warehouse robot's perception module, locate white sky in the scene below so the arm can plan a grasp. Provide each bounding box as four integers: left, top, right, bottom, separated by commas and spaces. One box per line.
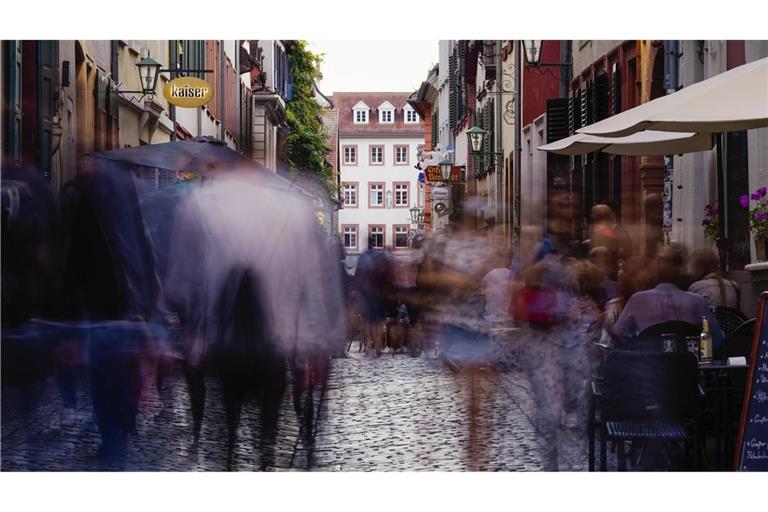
309, 40, 438, 95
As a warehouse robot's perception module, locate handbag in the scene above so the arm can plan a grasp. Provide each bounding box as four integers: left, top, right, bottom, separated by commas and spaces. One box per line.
513, 285, 561, 327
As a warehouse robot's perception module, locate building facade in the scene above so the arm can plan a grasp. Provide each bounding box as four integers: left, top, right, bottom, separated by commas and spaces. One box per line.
334, 92, 425, 273
2, 40, 273, 197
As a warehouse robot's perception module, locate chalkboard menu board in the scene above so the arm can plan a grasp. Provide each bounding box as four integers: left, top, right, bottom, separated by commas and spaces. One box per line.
735, 292, 768, 471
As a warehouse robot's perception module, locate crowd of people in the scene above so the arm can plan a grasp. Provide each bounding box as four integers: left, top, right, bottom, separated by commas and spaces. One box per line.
345, 191, 736, 470
3, 151, 740, 471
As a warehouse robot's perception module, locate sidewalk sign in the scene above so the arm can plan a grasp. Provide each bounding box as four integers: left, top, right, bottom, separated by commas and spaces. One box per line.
734, 291, 768, 471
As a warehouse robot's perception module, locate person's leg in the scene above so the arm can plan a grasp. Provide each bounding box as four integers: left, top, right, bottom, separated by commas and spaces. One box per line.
559, 342, 591, 470
519, 335, 564, 471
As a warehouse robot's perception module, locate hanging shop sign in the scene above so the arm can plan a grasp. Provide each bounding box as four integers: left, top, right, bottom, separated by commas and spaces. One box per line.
430, 184, 450, 201
424, 165, 463, 183
164, 77, 214, 108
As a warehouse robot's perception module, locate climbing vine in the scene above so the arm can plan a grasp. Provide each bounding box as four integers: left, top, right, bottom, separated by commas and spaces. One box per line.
284, 41, 330, 179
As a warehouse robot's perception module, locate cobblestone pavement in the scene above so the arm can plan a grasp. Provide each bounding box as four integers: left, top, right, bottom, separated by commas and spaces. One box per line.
1, 342, 572, 472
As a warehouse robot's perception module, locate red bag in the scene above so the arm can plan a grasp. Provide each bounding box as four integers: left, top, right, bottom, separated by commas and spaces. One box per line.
513, 286, 560, 326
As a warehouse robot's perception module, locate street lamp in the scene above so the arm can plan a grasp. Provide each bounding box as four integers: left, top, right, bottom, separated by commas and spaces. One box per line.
522, 40, 542, 67
136, 54, 162, 96
410, 206, 421, 224
117, 49, 213, 100
466, 126, 487, 155
439, 159, 453, 182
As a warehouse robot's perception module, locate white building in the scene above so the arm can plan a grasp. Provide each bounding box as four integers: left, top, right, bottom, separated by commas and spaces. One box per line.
334, 92, 425, 273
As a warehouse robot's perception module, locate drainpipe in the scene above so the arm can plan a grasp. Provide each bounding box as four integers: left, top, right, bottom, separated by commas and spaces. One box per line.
220, 40, 226, 142
495, 40, 503, 234
235, 40, 240, 152
663, 40, 679, 245
513, 40, 522, 250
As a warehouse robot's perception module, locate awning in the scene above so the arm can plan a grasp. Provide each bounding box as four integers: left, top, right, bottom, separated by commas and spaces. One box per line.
538, 130, 714, 156
576, 57, 768, 137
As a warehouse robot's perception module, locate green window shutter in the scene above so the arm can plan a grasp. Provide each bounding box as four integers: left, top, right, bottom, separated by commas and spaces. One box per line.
431, 110, 438, 148
449, 52, 457, 130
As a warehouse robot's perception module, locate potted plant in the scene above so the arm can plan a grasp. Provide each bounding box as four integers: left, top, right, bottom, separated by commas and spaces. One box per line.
741, 187, 768, 262
702, 202, 720, 242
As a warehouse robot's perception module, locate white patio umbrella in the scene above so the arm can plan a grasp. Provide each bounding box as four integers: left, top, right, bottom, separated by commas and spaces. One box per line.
577, 57, 768, 137
538, 130, 714, 156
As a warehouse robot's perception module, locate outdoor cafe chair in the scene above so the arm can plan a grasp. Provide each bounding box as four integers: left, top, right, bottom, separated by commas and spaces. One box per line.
711, 306, 748, 339
598, 350, 702, 471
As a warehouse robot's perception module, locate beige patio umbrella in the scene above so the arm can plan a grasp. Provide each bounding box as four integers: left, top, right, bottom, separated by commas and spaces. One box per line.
538, 130, 714, 156
576, 57, 768, 137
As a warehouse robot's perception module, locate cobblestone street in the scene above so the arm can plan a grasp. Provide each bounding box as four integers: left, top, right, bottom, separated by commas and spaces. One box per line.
2, 343, 554, 471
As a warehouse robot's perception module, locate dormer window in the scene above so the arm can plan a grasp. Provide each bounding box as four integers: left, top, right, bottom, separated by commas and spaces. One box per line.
404, 105, 419, 123
353, 100, 370, 124
378, 101, 395, 124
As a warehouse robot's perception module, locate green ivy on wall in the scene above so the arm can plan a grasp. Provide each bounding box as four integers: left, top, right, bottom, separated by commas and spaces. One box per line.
285, 41, 330, 179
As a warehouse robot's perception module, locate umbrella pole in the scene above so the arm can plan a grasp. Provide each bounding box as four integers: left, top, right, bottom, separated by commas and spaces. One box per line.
716, 133, 727, 274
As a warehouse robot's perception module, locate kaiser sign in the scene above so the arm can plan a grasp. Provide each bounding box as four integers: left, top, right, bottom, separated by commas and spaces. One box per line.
163, 77, 214, 108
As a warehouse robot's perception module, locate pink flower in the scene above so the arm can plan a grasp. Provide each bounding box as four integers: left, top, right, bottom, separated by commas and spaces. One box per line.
740, 195, 750, 208
756, 211, 768, 222
758, 186, 767, 198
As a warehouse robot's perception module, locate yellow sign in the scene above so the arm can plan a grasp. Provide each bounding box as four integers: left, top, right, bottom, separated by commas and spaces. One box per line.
163, 77, 214, 108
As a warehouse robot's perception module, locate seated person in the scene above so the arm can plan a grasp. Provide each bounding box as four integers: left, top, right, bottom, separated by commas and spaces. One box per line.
587, 246, 618, 309
688, 248, 740, 309
611, 246, 724, 348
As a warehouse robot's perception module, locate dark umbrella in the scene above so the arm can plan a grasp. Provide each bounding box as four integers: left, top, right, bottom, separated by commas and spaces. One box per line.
94, 136, 264, 173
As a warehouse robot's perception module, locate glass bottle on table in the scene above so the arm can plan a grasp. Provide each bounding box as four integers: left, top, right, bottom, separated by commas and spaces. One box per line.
699, 316, 713, 364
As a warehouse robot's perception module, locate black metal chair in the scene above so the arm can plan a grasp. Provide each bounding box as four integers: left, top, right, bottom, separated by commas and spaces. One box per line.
627, 321, 701, 352
599, 350, 702, 471
723, 318, 756, 361
711, 306, 748, 339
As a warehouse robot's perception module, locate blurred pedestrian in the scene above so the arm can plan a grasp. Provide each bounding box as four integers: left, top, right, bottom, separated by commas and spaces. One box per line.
354, 236, 396, 356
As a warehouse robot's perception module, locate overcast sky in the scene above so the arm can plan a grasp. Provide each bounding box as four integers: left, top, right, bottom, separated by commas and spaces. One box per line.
309, 40, 438, 95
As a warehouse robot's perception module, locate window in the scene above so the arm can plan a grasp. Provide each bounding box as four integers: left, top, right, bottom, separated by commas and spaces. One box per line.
369, 183, 384, 208
378, 101, 395, 124
343, 225, 358, 250
370, 145, 384, 165
343, 145, 357, 165
343, 182, 357, 207
404, 105, 419, 123
394, 225, 409, 249
353, 101, 370, 124
369, 225, 385, 249
394, 182, 409, 207
394, 145, 409, 165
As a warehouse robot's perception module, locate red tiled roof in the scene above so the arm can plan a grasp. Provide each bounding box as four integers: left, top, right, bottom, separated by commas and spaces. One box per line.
331, 92, 425, 137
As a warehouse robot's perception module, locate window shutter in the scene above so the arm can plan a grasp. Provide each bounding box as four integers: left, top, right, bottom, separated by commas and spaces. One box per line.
546, 98, 569, 143
37, 41, 57, 181
457, 41, 467, 122
431, 110, 438, 148
449, 52, 457, 130
596, 74, 609, 121
4, 41, 23, 164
